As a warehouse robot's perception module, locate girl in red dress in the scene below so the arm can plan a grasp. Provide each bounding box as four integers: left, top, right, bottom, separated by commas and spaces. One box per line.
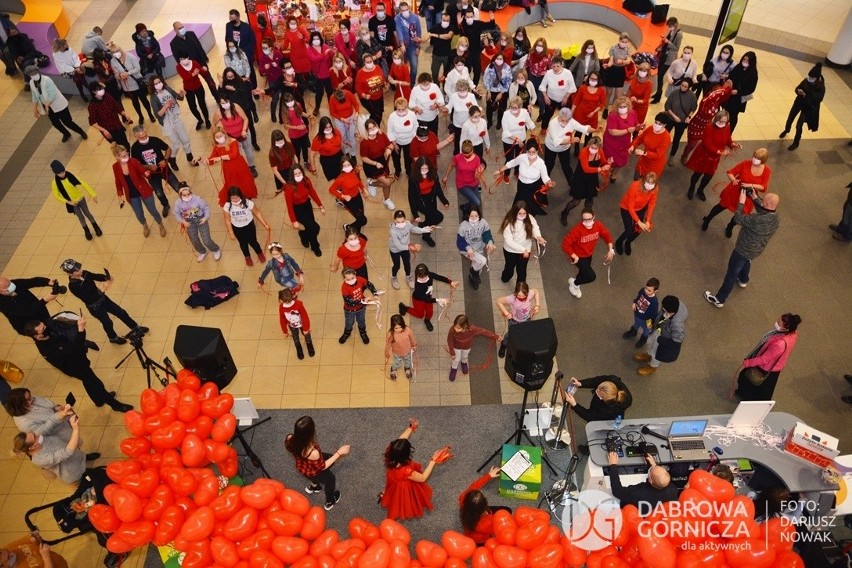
379, 419, 448, 520
685, 109, 740, 201
702, 147, 771, 236
388, 48, 412, 101
285, 416, 351, 511
459, 467, 510, 545
570, 71, 608, 153
200, 128, 259, 206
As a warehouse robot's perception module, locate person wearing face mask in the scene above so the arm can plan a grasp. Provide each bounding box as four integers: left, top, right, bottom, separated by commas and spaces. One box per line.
387, 98, 419, 177
544, 107, 592, 188
111, 145, 167, 237
500, 96, 535, 184
510, 28, 531, 71
282, 59, 307, 113
411, 124, 455, 171
704, 191, 780, 309
51, 37, 89, 101
498, 139, 553, 216
13, 416, 86, 485
90, 47, 124, 104
662, 47, 697, 101
26, 66, 88, 143
614, 172, 659, 256
175, 55, 211, 130
335, 19, 358, 69
339, 268, 383, 345
388, 209, 432, 289
499, 201, 545, 284
568, 71, 607, 155
307, 32, 336, 115
681, 78, 732, 164
446, 80, 475, 153
130, 125, 179, 217
222, 186, 271, 267
48, 160, 101, 241
258, 38, 286, 123
601, 33, 633, 110
459, 106, 491, 167
444, 139, 484, 208
281, 17, 312, 80
496, 281, 540, 358
131, 23, 164, 78
202, 127, 259, 206
663, 77, 697, 166
269, 129, 296, 194
560, 136, 610, 225
330, 52, 355, 94
456, 205, 496, 289
568, 40, 600, 90
360, 119, 397, 209
650, 17, 682, 104
507, 69, 537, 120
333, 226, 371, 278
458, 9, 497, 86
696, 45, 734, 99
734, 314, 802, 401
443, 56, 474, 102
633, 295, 688, 375
148, 75, 196, 167
328, 88, 360, 158
222, 42, 251, 88
428, 13, 455, 83
394, 1, 423, 86
0, 275, 58, 336
369, 2, 398, 71
280, 92, 312, 167
388, 47, 413, 101
407, 157, 448, 248
356, 25, 385, 78
722, 51, 758, 134
225, 9, 257, 87
355, 53, 388, 125
212, 94, 258, 177
538, 55, 577, 130
110, 45, 156, 124
525, 38, 552, 116
170, 22, 218, 96
87, 81, 131, 147
282, 164, 325, 256
779, 63, 825, 151
702, 148, 771, 236
626, 61, 652, 124
685, 109, 740, 201
399, 263, 456, 332
561, 208, 614, 299
171, 182, 222, 262
484, 53, 513, 129
311, 117, 345, 181
329, 156, 369, 233
220, 66, 260, 149
628, 112, 672, 180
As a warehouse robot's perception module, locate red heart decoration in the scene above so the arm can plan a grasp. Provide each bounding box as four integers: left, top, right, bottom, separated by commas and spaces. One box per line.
518, 121, 526, 126
193, 475, 220, 507
479, 131, 486, 137
558, 80, 565, 86
143, 484, 174, 521
106, 459, 143, 483
153, 505, 184, 546
466, 102, 472, 107
89, 504, 122, 533
116, 519, 155, 548
177, 389, 201, 422
223, 507, 259, 542
120, 468, 159, 498
176, 369, 201, 391
211, 413, 237, 443
150, 421, 186, 450
139, 389, 163, 416
237, 528, 275, 560
109, 487, 143, 522
119, 436, 151, 459
211, 485, 243, 521
429, 92, 437, 100
144, 407, 176, 434
267, 510, 304, 536
241, 483, 278, 510
201, 394, 234, 418
180, 505, 216, 542
124, 411, 147, 437
404, 120, 411, 126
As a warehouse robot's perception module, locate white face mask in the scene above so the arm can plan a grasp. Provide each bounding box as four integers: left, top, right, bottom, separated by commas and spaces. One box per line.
364, 62, 375, 70
644, 182, 656, 190
120, 156, 130, 163
294, 173, 304, 181
377, 10, 386, 18
395, 221, 406, 228
344, 277, 357, 285
289, 23, 297, 30
401, 10, 410, 17
229, 47, 237, 53
215, 136, 227, 144
180, 60, 192, 68
455, 65, 464, 73
638, 71, 648, 78
516, 214, 526, 221
458, 46, 467, 52
36, 434, 44, 446
535, 46, 544, 53
652, 123, 664, 133
618, 107, 628, 116
5, 282, 16, 294
470, 115, 480, 122
741, 61, 749, 68
586, 48, 594, 54
362, 34, 370, 42
715, 121, 727, 128
720, 52, 729, 60
510, 108, 520, 115
325, 128, 333, 137
275, 140, 286, 148
340, 28, 348, 35
774, 322, 783, 332
752, 157, 762, 166
517, 79, 526, 85
286, 101, 295, 108
469, 217, 479, 224
31, 74, 41, 81
312, 39, 322, 46
588, 80, 597, 87
495, 59, 504, 66
263, 48, 271, 55
393, 58, 402, 64
682, 53, 692, 60
368, 128, 378, 137
335, 62, 344, 69
441, 21, 450, 28
221, 102, 231, 110
138, 137, 150, 144
465, 17, 474, 24
421, 169, 429, 177
342, 165, 353, 173
589, 147, 598, 154
582, 220, 594, 228
345, 238, 360, 248
181, 194, 193, 202
154, 83, 164, 91
114, 51, 122, 58
95, 89, 105, 97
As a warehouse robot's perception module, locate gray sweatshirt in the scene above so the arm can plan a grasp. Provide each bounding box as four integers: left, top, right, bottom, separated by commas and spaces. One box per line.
733, 198, 780, 260
31, 435, 86, 485
389, 221, 429, 253
13, 397, 72, 442
172, 194, 211, 224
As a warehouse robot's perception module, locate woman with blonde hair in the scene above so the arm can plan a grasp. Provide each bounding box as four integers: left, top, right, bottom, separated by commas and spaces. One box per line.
702, 147, 771, 236
200, 126, 259, 206
626, 61, 652, 124
52, 38, 89, 101
562, 375, 632, 422
602, 95, 640, 183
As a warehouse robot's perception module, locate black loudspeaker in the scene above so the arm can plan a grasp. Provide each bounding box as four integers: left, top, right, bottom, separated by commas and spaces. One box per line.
504, 318, 558, 391
173, 325, 237, 390
622, 0, 655, 15
651, 3, 670, 24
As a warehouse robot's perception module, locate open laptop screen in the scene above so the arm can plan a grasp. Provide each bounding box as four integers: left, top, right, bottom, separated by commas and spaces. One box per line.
669, 419, 708, 437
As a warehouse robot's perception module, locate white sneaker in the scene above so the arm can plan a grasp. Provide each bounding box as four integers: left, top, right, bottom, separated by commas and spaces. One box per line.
367, 183, 378, 197
196, 252, 207, 262
213, 250, 222, 261
737, 280, 748, 288
383, 198, 396, 210
391, 276, 400, 289
568, 277, 582, 298
406, 276, 414, 288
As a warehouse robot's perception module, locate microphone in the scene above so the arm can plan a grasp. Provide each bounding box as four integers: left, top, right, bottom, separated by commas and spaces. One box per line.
641, 425, 667, 442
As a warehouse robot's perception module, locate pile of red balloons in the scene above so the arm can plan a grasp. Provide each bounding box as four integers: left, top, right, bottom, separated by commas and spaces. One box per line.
87, 369, 808, 567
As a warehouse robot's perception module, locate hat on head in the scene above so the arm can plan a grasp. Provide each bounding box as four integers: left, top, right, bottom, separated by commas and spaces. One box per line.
807, 62, 822, 78
135, 23, 147, 33
24, 65, 40, 77
50, 160, 65, 174
416, 125, 429, 138
661, 295, 680, 314
60, 259, 82, 274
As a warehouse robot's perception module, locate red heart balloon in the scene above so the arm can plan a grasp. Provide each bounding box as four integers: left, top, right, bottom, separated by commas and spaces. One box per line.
492, 509, 516, 546
723, 539, 776, 568
250, 549, 284, 568
272, 536, 309, 564
198, 381, 220, 401
121, 468, 159, 498
357, 539, 390, 568
527, 543, 563, 568
182, 539, 214, 568
491, 544, 526, 568
513, 506, 551, 525
379, 519, 410, 545
688, 469, 735, 503
441, 530, 476, 560
193, 475, 221, 507
106, 459, 143, 483
144, 407, 177, 434
177, 389, 201, 422
212, 413, 237, 443
143, 484, 174, 521
89, 504, 122, 533
280, 488, 311, 516
176, 369, 202, 391
201, 394, 234, 418
181, 506, 216, 542
161, 448, 182, 468
515, 518, 548, 551
415, 540, 447, 568
140, 388, 164, 416
638, 535, 677, 568
106, 533, 135, 554
211, 535, 240, 567
162, 382, 181, 409
237, 528, 275, 560
301, 506, 326, 540
185, 415, 214, 439
181, 433, 208, 467
116, 519, 155, 548
219, 447, 239, 478
204, 439, 230, 463
330, 539, 366, 561
267, 510, 304, 536
471, 547, 497, 568
120, 436, 152, 459
211, 485, 243, 521
109, 487, 143, 522
151, 421, 186, 450
309, 529, 340, 557
224, 507, 259, 542
388, 538, 411, 568
124, 411, 147, 437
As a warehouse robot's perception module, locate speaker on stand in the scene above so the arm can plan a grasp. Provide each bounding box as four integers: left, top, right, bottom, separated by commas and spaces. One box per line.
173, 325, 238, 390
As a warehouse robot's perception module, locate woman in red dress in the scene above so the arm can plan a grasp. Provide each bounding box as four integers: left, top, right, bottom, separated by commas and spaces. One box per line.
626, 62, 652, 125
200, 128, 259, 206
570, 71, 608, 154
685, 109, 740, 201
379, 419, 448, 520
459, 467, 510, 545
702, 147, 771, 236
281, 17, 311, 81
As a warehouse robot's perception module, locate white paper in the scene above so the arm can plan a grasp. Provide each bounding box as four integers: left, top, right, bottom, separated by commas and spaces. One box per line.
501, 449, 533, 481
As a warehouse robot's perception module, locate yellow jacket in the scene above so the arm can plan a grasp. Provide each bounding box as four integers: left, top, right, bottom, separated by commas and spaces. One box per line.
51, 176, 96, 204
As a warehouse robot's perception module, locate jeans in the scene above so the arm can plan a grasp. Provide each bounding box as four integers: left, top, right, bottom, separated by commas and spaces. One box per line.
390, 250, 411, 277
458, 185, 481, 207
187, 220, 220, 254
343, 309, 367, 332
148, 170, 180, 208
390, 351, 413, 372
72, 198, 97, 229
632, 313, 652, 337
715, 249, 751, 303
129, 195, 162, 225
88, 295, 139, 340
333, 117, 357, 157
645, 331, 662, 367
404, 44, 419, 85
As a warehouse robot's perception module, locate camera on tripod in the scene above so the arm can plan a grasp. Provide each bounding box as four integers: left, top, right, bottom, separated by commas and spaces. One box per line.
126, 327, 145, 347
51, 281, 67, 295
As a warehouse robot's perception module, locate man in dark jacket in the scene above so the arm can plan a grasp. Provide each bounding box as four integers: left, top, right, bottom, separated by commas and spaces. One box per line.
23, 317, 133, 412
635, 295, 687, 375
0, 276, 56, 335
5, 26, 37, 83
0, 13, 18, 75
608, 452, 679, 509
170, 21, 217, 95
829, 181, 852, 243
225, 9, 256, 87
457, 9, 498, 85
131, 23, 164, 76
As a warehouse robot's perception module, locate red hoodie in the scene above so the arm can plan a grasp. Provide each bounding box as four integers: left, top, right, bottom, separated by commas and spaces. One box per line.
561, 220, 613, 259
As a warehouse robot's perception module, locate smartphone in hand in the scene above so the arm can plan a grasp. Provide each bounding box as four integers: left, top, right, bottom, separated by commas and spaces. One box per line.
66, 392, 76, 407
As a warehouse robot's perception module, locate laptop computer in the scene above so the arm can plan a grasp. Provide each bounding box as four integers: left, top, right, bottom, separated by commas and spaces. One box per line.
668, 419, 711, 461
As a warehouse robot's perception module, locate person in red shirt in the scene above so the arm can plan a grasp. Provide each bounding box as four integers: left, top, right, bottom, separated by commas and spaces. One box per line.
459, 467, 509, 545
339, 268, 382, 344
410, 125, 454, 171
332, 226, 370, 279
570, 72, 608, 151
447, 314, 500, 381
311, 117, 344, 181
629, 113, 672, 180
701, 147, 771, 237
283, 163, 325, 256
614, 173, 659, 256
284, 416, 351, 510
360, 119, 397, 210
269, 129, 295, 194
685, 109, 741, 201
355, 53, 388, 125
560, 136, 611, 226
329, 52, 354, 93
200, 128, 258, 206
329, 88, 360, 158
388, 47, 412, 100
562, 209, 615, 299
328, 156, 369, 233
112, 145, 166, 237
175, 55, 211, 130
279, 288, 314, 359
281, 17, 311, 79
306, 31, 335, 116
626, 62, 652, 124
281, 92, 312, 167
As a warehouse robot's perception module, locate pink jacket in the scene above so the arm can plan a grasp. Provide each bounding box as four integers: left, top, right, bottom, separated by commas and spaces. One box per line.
743, 332, 797, 372
306, 45, 334, 79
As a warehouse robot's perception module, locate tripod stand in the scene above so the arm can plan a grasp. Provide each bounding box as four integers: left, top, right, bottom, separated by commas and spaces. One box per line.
478, 390, 557, 474
231, 417, 272, 479
114, 339, 176, 388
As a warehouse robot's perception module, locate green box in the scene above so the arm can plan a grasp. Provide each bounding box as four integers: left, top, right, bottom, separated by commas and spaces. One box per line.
498, 444, 542, 500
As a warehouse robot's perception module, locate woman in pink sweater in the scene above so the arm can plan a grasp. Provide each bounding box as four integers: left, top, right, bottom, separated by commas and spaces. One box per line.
447, 314, 500, 382
385, 314, 417, 381
735, 313, 801, 401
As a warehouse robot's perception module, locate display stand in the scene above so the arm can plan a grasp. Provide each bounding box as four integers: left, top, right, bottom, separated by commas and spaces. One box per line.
230, 397, 271, 479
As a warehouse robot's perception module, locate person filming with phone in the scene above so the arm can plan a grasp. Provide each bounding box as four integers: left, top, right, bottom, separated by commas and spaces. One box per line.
561, 375, 632, 455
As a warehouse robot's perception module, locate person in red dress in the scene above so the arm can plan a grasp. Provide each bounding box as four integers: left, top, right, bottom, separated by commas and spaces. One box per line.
199, 128, 258, 206
459, 467, 510, 545
570, 71, 608, 154
331, 226, 370, 280
379, 418, 448, 520
285, 416, 351, 511
685, 109, 741, 201
702, 147, 771, 237
629, 112, 672, 180
281, 17, 311, 82
388, 48, 412, 101
627, 62, 652, 124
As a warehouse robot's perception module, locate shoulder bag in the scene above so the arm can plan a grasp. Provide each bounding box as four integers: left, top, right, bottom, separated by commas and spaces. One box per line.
743, 339, 787, 386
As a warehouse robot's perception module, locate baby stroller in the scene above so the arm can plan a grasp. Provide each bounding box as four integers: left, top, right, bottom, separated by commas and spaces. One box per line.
24, 467, 128, 567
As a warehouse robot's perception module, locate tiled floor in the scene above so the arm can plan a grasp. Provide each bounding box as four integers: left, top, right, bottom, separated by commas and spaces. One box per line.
0, 0, 850, 565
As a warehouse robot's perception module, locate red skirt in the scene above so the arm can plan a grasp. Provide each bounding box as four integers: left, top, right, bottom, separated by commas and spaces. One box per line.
686, 144, 722, 176
380, 462, 434, 520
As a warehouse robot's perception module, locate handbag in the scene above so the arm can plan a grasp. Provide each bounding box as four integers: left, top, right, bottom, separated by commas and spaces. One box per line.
743, 339, 787, 386
0, 360, 24, 383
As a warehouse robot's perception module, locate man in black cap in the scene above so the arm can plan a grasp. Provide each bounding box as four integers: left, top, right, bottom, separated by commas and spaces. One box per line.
23, 317, 133, 413
60, 259, 148, 345
0, 275, 58, 335
49, 160, 102, 240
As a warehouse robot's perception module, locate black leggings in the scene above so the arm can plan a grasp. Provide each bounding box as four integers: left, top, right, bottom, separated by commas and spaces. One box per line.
292, 135, 309, 163
124, 89, 154, 121
185, 87, 209, 124
573, 256, 596, 285
544, 147, 572, 186
344, 194, 368, 233
390, 250, 411, 277
360, 97, 384, 125
501, 249, 529, 283
392, 143, 412, 177
307, 453, 337, 504
320, 152, 343, 181
615, 206, 646, 247
314, 77, 333, 113
293, 201, 321, 250
703, 203, 737, 231
233, 220, 262, 257
688, 171, 713, 195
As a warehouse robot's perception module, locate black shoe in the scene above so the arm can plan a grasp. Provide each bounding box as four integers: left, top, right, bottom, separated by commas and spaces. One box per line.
614, 239, 623, 255
85, 452, 101, 461
93, 223, 102, 237
133, 326, 150, 335
139, 116, 145, 125
61, 133, 72, 143
725, 224, 734, 238
635, 335, 648, 348
80, 131, 88, 139
498, 344, 507, 358
250, 166, 258, 178
195, 121, 204, 131
787, 141, 799, 151
701, 217, 710, 231
359, 329, 370, 344
560, 210, 569, 227
312, 246, 322, 257
422, 235, 436, 248
162, 204, 170, 217
338, 331, 351, 344
84, 226, 93, 240
624, 241, 632, 255
601, 109, 608, 120
205, 120, 212, 129
696, 191, 707, 202
398, 302, 408, 316
324, 490, 341, 510
109, 336, 127, 345
650, 97, 661, 105
779, 130, 789, 139
252, 143, 261, 152
424, 319, 433, 332
294, 341, 304, 359
468, 268, 480, 290
168, 157, 179, 171
110, 401, 133, 413
622, 328, 637, 339
85, 340, 100, 351
830, 224, 842, 234
305, 336, 315, 357
186, 153, 194, 163
687, 188, 695, 200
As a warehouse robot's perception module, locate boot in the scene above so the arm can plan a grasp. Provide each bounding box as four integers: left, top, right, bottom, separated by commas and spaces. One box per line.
398, 302, 408, 316
338, 330, 351, 344
245, 256, 254, 267
168, 157, 180, 171
142, 223, 150, 238
92, 222, 103, 236
725, 221, 735, 238
622, 327, 637, 339
468, 267, 480, 290
359, 328, 370, 344
158, 223, 167, 237
293, 336, 304, 360
687, 187, 695, 200
305, 334, 315, 357
701, 216, 710, 231
83, 225, 93, 241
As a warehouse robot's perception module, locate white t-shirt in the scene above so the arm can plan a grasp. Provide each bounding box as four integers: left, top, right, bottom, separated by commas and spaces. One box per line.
386, 109, 419, 145
408, 83, 444, 122
504, 154, 550, 185
501, 109, 533, 145
545, 117, 592, 152
539, 68, 577, 102
446, 91, 476, 128
459, 118, 491, 149
224, 199, 255, 228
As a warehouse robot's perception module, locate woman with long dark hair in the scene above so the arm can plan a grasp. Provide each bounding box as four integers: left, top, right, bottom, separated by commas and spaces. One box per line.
269, 129, 295, 194
735, 313, 801, 401
283, 163, 325, 256
306, 31, 335, 116
614, 172, 659, 256
408, 157, 448, 248
722, 51, 758, 134
499, 200, 545, 284
311, 116, 344, 181
211, 92, 257, 176
220, 66, 259, 150
281, 91, 312, 167
360, 118, 397, 210
284, 416, 350, 511
328, 155, 368, 233
258, 37, 285, 123
222, 186, 270, 267
560, 135, 610, 225
459, 467, 508, 545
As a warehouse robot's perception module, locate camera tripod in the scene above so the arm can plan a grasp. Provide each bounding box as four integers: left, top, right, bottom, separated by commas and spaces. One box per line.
114, 337, 176, 388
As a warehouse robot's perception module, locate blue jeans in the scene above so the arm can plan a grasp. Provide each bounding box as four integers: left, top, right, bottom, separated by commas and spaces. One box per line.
344, 309, 367, 332
633, 313, 652, 337
390, 351, 413, 371
404, 44, 419, 85
458, 185, 481, 207
148, 170, 180, 207
129, 195, 162, 225
715, 249, 751, 303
